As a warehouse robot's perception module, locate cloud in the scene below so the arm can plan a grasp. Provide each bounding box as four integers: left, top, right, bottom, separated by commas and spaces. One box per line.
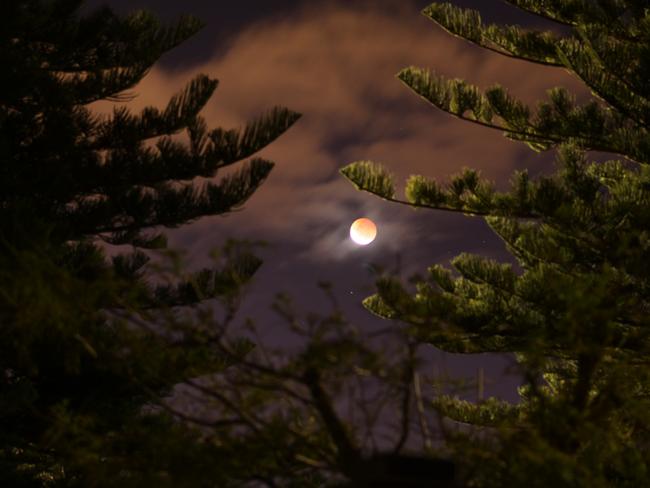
91, 1, 587, 263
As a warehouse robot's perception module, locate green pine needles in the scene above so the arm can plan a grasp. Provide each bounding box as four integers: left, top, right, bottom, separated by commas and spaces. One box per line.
341, 1, 650, 486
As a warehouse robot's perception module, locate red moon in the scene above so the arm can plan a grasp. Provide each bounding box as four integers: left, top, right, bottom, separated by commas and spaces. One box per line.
350, 218, 377, 245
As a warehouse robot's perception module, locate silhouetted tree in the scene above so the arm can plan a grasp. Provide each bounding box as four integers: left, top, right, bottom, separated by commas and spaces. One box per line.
0, 1, 299, 485
178, 283, 460, 487
342, 1, 650, 486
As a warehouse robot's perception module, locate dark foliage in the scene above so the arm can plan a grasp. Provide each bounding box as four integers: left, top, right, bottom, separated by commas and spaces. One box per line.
0, 1, 299, 485
342, 1, 650, 486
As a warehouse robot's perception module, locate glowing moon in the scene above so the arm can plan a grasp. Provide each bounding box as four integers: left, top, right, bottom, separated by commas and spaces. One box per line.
350, 218, 377, 245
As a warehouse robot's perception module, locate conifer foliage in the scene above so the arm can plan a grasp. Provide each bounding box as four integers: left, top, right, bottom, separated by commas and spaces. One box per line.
342, 1, 650, 485
0, 1, 299, 485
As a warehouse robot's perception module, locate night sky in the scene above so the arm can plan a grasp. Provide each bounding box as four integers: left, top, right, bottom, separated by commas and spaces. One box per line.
85, 0, 589, 401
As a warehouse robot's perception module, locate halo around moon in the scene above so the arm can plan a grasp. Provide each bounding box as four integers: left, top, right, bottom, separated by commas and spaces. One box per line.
350, 218, 377, 245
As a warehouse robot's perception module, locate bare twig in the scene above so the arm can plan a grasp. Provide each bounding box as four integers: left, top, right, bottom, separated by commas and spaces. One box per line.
413, 371, 433, 450
393, 344, 416, 454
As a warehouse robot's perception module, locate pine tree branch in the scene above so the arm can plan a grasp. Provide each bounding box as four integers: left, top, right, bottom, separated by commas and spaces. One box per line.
33, 9, 204, 74
424, 3, 565, 68
500, 0, 584, 27
83, 107, 300, 197
397, 67, 647, 162
70, 158, 274, 239
560, 35, 650, 129
361, 191, 537, 219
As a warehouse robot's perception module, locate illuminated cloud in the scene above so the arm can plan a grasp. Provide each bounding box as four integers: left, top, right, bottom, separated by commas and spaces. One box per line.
92, 1, 586, 262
